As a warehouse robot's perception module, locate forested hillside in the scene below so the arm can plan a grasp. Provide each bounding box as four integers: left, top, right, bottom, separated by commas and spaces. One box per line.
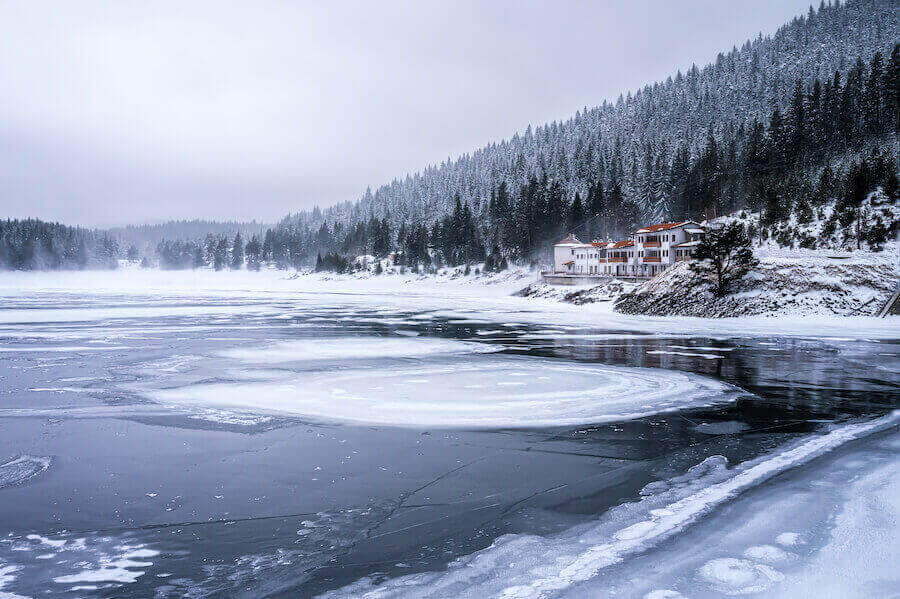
258, 0, 897, 270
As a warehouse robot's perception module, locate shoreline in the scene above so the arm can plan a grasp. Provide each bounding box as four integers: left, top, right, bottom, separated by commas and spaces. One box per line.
0, 267, 897, 341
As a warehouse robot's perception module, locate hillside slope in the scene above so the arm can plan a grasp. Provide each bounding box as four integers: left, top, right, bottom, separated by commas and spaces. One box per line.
614, 247, 897, 318
282, 0, 896, 231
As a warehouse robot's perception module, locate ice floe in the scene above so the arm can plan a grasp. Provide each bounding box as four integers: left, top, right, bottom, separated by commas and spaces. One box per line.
697, 557, 784, 594
218, 337, 500, 364
0, 533, 160, 596
144, 357, 742, 428
775, 532, 801, 547
0, 456, 51, 489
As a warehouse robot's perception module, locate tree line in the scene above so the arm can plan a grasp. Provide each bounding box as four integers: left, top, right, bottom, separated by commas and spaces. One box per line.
156, 232, 264, 270
0, 219, 119, 270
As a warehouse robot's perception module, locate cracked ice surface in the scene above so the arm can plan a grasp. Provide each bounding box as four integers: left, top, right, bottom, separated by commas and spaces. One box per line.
144, 356, 742, 428
318, 411, 899, 598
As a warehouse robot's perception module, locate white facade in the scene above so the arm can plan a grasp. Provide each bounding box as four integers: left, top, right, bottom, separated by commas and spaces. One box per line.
551, 221, 704, 279
632, 221, 703, 277
552, 234, 589, 274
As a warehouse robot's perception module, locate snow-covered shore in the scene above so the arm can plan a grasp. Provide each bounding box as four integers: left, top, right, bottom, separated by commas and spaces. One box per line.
320, 411, 900, 599
615, 245, 897, 318
0, 266, 898, 340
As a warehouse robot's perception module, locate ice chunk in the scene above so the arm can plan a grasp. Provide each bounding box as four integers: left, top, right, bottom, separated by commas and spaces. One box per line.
0, 455, 51, 489
697, 558, 784, 594
25, 535, 65, 549
775, 532, 801, 547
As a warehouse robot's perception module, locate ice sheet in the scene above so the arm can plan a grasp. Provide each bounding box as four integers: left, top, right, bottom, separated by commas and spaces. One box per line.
145, 357, 742, 428
317, 411, 899, 598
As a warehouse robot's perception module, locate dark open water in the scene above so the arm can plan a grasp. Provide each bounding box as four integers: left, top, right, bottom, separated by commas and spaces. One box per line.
0, 285, 897, 597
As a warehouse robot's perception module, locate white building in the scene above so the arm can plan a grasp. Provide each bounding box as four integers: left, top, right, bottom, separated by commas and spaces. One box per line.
550, 221, 704, 279
632, 221, 704, 277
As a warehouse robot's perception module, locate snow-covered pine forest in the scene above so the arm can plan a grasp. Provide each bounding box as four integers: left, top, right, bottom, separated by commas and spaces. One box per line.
263, 0, 898, 270
0, 219, 121, 270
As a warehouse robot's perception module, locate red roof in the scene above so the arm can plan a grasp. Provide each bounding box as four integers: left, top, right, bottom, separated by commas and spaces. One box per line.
562, 260, 574, 265
554, 233, 582, 245
608, 240, 634, 249
635, 221, 691, 234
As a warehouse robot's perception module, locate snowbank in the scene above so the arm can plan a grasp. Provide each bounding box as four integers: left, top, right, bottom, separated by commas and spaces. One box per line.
514, 279, 636, 305
615, 245, 897, 318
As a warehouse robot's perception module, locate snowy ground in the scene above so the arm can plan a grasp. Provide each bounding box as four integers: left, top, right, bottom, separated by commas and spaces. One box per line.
617, 240, 899, 318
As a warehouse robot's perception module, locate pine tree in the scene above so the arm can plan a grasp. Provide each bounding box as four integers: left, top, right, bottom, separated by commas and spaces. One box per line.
192, 246, 205, 269
230, 233, 244, 269
884, 44, 899, 134
690, 222, 757, 296
788, 79, 806, 161
245, 235, 262, 271
864, 52, 884, 134
568, 192, 585, 233
767, 107, 790, 173
213, 237, 228, 271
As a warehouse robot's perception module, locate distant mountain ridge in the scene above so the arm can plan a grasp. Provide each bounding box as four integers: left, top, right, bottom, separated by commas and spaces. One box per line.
108, 219, 271, 250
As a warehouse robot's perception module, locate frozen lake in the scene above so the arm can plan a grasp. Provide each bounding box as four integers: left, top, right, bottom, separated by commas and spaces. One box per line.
0, 271, 897, 598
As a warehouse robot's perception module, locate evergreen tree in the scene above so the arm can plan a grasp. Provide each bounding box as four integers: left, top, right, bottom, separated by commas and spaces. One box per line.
690, 222, 757, 296
568, 192, 585, 233
245, 235, 262, 270
213, 237, 228, 271
231, 232, 244, 269
885, 44, 900, 135
192, 245, 205, 269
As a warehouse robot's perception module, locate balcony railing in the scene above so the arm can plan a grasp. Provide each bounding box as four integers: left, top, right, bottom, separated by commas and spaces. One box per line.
608, 257, 627, 263
643, 241, 661, 248
643, 256, 661, 263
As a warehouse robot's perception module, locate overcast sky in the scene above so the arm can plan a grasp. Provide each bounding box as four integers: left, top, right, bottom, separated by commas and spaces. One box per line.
1, 0, 813, 227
